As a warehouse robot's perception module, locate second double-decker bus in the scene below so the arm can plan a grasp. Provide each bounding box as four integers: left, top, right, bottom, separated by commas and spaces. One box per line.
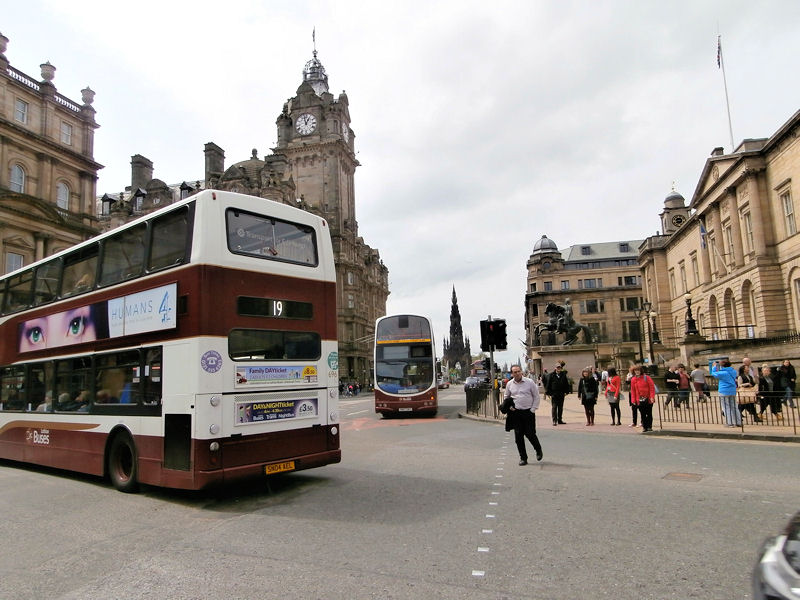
0, 189, 340, 492
373, 314, 437, 417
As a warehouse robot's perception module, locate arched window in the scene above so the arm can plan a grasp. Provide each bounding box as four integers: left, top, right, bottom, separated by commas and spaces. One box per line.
10, 164, 25, 193
56, 182, 70, 210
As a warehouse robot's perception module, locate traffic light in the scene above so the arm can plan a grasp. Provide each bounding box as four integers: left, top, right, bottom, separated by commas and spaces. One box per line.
494, 319, 507, 350
482, 357, 491, 371
479, 320, 491, 352
480, 318, 508, 351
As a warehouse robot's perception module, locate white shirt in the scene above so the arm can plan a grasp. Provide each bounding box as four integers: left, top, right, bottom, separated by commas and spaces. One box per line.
504, 376, 540, 411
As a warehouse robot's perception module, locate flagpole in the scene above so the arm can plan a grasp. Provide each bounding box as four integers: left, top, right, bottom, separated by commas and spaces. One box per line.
718, 35, 735, 152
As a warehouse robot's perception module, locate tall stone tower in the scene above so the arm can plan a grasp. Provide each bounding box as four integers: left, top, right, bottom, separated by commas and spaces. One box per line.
107, 41, 389, 385
443, 286, 471, 380
273, 44, 389, 384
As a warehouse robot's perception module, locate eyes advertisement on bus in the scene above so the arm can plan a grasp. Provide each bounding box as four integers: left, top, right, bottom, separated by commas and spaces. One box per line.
235, 365, 318, 387
235, 398, 318, 424
17, 283, 177, 353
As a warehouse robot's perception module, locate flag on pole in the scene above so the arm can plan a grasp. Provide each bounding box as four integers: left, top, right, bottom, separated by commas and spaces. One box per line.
717, 35, 722, 68
699, 222, 707, 249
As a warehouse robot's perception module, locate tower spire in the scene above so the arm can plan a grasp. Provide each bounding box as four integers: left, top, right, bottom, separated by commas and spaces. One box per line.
303, 29, 328, 96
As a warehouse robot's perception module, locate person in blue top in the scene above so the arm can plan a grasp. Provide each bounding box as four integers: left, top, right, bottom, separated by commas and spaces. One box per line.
711, 359, 740, 427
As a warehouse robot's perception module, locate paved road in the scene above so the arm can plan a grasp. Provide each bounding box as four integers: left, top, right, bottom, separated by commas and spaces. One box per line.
0, 387, 796, 599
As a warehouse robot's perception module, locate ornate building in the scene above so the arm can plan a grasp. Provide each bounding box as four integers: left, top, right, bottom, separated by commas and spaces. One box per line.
642, 107, 800, 367
442, 286, 471, 380
524, 234, 646, 371
99, 46, 389, 383
0, 33, 101, 277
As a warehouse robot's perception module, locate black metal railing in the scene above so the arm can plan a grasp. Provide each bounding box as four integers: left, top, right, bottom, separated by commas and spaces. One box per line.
654, 391, 798, 435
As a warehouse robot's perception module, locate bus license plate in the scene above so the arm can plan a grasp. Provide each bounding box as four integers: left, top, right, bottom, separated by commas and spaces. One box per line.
265, 461, 295, 475
399, 407, 412, 412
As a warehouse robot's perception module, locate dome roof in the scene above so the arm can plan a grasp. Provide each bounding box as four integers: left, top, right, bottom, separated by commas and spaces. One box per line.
532, 235, 558, 254
303, 50, 329, 96
221, 149, 264, 183
664, 189, 686, 209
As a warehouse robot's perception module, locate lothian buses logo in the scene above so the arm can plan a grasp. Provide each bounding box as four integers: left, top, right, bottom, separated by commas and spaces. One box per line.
201, 350, 223, 373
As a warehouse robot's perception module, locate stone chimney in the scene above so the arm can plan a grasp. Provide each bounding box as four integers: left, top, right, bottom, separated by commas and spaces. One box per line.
204, 142, 225, 182
131, 154, 154, 190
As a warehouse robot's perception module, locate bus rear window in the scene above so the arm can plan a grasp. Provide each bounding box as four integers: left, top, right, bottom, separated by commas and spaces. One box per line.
226, 209, 318, 266
228, 329, 321, 360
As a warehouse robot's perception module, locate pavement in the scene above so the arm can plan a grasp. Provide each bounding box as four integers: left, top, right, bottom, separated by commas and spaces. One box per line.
458, 392, 800, 443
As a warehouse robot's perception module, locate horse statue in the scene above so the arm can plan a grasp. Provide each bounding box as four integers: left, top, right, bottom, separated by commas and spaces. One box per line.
534, 301, 593, 346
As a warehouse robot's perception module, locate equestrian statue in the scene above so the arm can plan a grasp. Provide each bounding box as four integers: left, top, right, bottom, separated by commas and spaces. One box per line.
533, 300, 593, 346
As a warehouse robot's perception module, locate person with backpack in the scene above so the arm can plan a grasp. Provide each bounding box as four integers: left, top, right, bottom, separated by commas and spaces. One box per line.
630, 365, 656, 433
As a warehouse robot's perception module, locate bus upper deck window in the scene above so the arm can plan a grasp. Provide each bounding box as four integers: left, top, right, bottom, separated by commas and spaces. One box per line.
149, 209, 188, 271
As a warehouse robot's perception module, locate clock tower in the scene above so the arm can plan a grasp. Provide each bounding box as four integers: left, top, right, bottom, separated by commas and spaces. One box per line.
274, 44, 389, 384
660, 188, 690, 235
275, 48, 356, 234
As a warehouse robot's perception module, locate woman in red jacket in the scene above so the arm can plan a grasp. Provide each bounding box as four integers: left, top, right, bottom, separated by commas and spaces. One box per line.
605, 367, 622, 425
630, 365, 656, 433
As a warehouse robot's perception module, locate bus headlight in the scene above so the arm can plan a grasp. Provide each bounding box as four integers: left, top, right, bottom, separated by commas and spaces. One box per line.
209, 424, 220, 435
330, 410, 339, 422
209, 441, 220, 452
329, 389, 336, 399
210, 395, 221, 407
330, 426, 338, 436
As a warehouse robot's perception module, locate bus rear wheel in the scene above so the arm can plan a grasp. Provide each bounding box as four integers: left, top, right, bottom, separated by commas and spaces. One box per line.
108, 433, 139, 493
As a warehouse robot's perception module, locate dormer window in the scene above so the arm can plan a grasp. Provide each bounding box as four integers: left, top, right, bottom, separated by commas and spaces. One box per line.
619, 243, 630, 253
581, 246, 591, 255
101, 193, 115, 215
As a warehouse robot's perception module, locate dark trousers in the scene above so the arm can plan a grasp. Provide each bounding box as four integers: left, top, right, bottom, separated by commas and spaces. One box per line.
551, 394, 565, 423
638, 401, 653, 430
629, 396, 639, 425
513, 410, 542, 460
609, 402, 621, 424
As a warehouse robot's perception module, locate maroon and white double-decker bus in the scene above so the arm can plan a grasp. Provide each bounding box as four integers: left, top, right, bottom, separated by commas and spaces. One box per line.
0, 190, 340, 491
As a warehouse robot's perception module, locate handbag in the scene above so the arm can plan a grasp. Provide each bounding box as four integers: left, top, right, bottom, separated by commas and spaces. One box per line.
606, 390, 619, 403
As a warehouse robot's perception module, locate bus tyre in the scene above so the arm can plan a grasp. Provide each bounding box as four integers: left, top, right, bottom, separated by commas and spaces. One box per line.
108, 433, 139, 493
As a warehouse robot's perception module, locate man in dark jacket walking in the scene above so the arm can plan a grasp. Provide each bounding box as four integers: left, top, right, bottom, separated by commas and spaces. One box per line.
545, 363, 570, 425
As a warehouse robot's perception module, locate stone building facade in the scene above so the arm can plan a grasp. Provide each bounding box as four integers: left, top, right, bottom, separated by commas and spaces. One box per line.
0, 33, 101, 278
99, 48, 389, 384
524, 234, 647, 372
642, 108, 800, 367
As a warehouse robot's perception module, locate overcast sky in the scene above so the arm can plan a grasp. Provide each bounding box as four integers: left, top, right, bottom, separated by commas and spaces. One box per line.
5, 0, 800, 367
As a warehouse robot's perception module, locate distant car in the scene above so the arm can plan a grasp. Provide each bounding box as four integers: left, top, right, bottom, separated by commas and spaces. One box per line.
464, 376, 481, 389
752, 511, 800, 599
437, 378, 450, 389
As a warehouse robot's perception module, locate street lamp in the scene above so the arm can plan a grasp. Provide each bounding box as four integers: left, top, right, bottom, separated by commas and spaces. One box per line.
684, 292, 699, 336
650, 311, 660, 345
632, 299, 651, 365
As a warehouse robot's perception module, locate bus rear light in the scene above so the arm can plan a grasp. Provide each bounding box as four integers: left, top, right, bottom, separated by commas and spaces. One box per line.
209, 424, 220, 435
209, 441, 220, 452
210, 395, 221, 407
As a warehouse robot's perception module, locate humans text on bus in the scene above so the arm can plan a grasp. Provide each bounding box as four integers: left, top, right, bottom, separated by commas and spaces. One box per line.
503, 366, 543, 466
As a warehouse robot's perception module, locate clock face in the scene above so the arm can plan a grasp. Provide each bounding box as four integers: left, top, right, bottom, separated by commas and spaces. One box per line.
341, 122, 349, 142
296, 113, 317, 135
671, 214, 686, 228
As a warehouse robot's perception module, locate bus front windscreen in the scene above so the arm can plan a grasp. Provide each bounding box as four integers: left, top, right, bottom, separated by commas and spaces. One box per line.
375, 343, 434, 394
